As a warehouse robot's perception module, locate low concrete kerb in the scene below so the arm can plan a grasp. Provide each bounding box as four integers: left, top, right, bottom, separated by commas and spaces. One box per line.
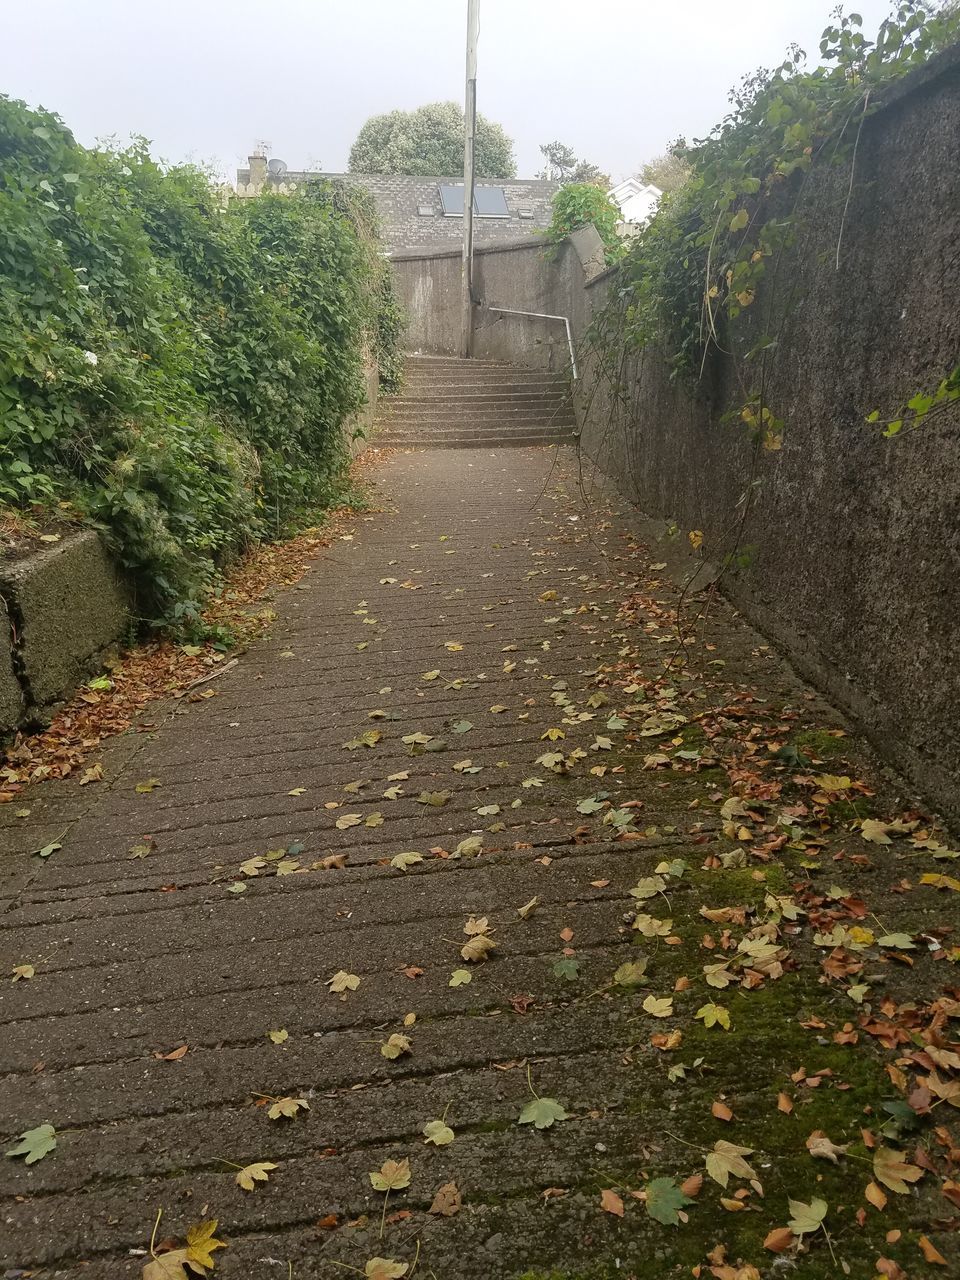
0, 529, 130, 737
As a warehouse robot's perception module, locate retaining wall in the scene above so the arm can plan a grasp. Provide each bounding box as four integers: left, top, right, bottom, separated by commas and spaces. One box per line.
390, 45, 960, 822
1, 531, 131, 736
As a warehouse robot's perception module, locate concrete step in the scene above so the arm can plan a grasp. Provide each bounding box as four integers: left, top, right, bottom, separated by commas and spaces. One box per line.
376, 426, 577, 443
381, 405, 575, 419
378, 399, 570, 414
388, 388, 568, 403
375, 434, 575, 450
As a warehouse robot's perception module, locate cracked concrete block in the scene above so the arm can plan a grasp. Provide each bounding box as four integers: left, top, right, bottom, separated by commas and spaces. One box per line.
0, 643, 22, 733
0, 530, 130, 719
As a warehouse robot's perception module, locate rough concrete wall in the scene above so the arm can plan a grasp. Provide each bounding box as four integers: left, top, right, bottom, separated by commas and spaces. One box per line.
392, 238, 591, 370
386, 47, 960, 823
347, 359, 380, 456
586, 50, 960, 822
0, 531, 130, 736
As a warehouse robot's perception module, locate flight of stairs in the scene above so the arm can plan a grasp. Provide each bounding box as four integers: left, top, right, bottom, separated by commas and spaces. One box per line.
373, 355, 577, 448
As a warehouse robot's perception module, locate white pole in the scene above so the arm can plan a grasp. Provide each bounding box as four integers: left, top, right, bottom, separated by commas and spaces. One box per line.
461, 0, 479, 358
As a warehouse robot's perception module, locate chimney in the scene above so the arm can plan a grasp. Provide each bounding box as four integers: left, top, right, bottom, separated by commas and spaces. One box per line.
248, 152, 267, 193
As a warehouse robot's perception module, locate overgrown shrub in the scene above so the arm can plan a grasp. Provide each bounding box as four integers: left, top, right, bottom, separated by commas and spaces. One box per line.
0, 97, 401, 622
545, 183, 622, 259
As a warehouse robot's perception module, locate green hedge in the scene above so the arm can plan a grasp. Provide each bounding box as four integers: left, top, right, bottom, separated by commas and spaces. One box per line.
0, 96, 401, 623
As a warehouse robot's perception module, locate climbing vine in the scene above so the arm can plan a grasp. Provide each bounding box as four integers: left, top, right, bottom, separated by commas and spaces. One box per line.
0, 97, 401, 622
588, 2, 960, 439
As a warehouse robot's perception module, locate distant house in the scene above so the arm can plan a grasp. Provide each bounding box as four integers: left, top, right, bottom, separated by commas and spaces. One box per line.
607, 176, 663, 228
235, 155, 559, 256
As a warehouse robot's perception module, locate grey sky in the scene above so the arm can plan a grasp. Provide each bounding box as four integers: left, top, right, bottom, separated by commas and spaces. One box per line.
3, 1, 899, 182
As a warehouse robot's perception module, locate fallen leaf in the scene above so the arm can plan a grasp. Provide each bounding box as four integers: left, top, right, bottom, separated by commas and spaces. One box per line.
706, 1140, 756, 1188
787, 1197, 828, 1235
643, 995, 674, 1018
267, 1096, 309, 1120
806, 1131, 847, 1163
11, 964, 35, 982
518, 1097, 567, 1129
327, 971, 361, 993
763, 1226, 795, 1253
918, 1235, 948, 1266
235, 1160, 277, 1191
600, 1188, 625, 1217
643, 1176, 694, 1226
429, 1180, 462, 1216
381, 1033, 412, 1059
423, 1119, 455, 1146
448, 969, 472, 987
5, 1123, 56, 1164
185, 1218, 227, 1270
461, 934, 497, 963
873, 1145, 923, 1194
391, 851, 423, 871
369, 1158, 411, 1191
268, 1029, 288, 1045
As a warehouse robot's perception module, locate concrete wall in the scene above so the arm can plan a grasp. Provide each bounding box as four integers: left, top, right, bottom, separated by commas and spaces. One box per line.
1, 531, 131, 736
389, 46, 960, 823
392, 237, 592, 372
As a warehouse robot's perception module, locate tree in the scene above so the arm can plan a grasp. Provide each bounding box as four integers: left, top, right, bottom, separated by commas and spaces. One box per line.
348, 102, 516, 178
537, 140, 610, 188
638, 150, 692, 194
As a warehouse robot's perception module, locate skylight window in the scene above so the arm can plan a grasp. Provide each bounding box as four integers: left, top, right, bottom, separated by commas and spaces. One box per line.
438, 184, 510, 218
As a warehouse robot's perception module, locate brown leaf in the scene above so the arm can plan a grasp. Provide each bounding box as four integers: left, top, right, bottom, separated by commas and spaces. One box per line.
875, 1260, 906, 1280
806, 1131, 847, 1163
600, 1188, 625, 1217
918, 1235, 948, 1266
763, 1227, 795, 1253
143, 1249, 191, 1280
777, 1092, 794, 1114
428, 1180, 462, 1217
712, 1101, 733, 1122
865, 1180, 888, 1211
680, 1173, 703, 1198
155, 1044, 188, 1061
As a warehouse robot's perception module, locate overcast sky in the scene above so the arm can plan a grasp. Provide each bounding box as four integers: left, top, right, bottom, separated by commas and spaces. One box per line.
4, 0, 900, 183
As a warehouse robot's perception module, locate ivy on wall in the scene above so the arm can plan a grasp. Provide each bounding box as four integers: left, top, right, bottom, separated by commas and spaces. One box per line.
0, 97, 402, 623
588, 3, 960, 449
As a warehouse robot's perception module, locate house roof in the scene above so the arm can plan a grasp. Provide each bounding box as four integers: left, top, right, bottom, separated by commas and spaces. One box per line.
608, 177, 663, 203
235, 166, 560, 255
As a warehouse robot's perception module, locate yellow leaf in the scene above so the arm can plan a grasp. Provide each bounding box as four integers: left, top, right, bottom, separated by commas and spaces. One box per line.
267, 1029, 288, 1044
267, 1096, 309, 1120
460, 934, 497, 962
185, 1218, 227, 1270
369, 1158, 411, 1191
235, 1160, 277, 1191
381, 1033, 412, 1059
327, 970, 361, 993
688, 529, 704, 551
642, 995, 674, 1018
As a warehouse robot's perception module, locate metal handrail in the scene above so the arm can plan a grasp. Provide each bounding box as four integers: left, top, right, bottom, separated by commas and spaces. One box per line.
483, 306, 578, 380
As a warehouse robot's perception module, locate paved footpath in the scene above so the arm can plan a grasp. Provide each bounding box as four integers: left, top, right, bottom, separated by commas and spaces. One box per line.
1, 448, 957, 1280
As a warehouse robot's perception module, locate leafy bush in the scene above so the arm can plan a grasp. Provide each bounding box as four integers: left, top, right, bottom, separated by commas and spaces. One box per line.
545, 183, 622, 259
593, 3, 960, 390
0, 97, 400, 621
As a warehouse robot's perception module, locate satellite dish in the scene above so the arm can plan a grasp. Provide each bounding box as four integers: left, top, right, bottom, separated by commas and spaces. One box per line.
267, 158, 288, 177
